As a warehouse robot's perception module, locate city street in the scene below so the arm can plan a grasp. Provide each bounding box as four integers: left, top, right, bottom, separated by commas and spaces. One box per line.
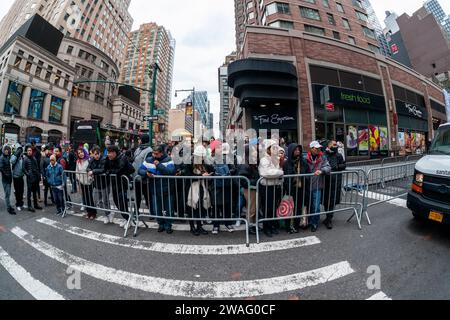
1, 189, 450, 300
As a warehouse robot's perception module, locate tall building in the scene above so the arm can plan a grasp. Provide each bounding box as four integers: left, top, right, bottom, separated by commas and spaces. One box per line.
218, 52, 237, 137
0, 0, 133, 69
120, 23, 176, 144
424, 0, 446, 24
182, 91, 210, 129
361, 0, 391, 56
228, 0, 447, 158
384, 11, 400, 36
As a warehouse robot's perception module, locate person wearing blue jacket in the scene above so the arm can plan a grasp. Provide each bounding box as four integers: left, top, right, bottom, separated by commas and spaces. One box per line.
138, 145, 176, 234
46, 155, 65, 215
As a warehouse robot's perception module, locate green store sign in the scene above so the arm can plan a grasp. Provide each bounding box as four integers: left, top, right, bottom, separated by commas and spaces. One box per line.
340, 92, 371, 105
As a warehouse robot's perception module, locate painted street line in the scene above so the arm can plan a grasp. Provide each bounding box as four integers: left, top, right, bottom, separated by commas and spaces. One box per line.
11, 227, 354, 298
366, 291, 392, 300
0, 246, 65, 300
37, 218, 321, 255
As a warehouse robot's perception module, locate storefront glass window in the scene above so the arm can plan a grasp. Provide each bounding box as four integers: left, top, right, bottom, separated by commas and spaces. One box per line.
49, 96, 64, 123
4, 81, 24, 114
28, 89, 45, 119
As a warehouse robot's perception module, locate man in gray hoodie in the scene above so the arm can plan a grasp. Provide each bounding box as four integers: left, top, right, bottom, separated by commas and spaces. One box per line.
10, 144, 24, 212
0, 145, 15, 214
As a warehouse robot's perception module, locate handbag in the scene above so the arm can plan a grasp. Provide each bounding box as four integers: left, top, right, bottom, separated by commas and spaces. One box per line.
277, 195, 294, 218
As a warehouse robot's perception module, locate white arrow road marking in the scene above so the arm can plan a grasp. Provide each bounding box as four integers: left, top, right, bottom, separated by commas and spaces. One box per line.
37, 218, 321, 255
0, 246, 65, 300
366, 291, 392, 300
11, 227, 354, 298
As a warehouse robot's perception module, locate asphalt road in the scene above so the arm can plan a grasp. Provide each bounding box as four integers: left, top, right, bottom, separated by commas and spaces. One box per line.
1, 190, 450, 300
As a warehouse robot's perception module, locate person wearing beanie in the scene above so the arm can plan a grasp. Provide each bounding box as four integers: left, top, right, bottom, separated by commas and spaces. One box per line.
10, 144, 25, 212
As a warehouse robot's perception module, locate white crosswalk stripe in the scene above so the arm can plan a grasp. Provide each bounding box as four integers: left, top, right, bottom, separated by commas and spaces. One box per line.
11, 226, 355, 299
36, 218, 321, 255
0, 246, 65, 300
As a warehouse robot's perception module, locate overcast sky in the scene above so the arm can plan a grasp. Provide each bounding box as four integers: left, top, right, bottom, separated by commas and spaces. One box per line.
1, 0, 449, 134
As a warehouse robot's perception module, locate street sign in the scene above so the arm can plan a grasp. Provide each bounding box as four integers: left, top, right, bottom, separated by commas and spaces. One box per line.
144, 115, 159, 122
153, 109, 165, 116
325, 102, 335, 112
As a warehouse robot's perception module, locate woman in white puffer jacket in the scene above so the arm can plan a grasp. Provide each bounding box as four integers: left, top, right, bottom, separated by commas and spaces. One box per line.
258, 139, 284, 238
76, 147, 97, 220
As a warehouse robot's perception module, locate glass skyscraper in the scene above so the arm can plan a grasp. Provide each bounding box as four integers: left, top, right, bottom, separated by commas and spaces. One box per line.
362, 0, 392, 56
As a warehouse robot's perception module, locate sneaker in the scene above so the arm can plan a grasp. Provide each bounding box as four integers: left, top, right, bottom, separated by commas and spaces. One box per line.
225, 225, 235, 233
197, 227, 208, 235
191, 228, 200, 236
16, 207, 22, 212
8, 208, 16, 215
166, 228, 173, 234
235, 220, 241, 228
311, 225, 318, 233
104, 217, 110, 225
323, 219, 333, 230
28, 208, 36, 213
108, 213, 115, 224
119, 220, 128, 228
35, 206, 43, 211
157, 225, 165, 233
212, 227, 219, 235
81, 207, 86, 211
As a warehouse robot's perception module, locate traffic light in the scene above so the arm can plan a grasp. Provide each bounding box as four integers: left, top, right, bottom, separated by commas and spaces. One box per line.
72, 85, 79, 97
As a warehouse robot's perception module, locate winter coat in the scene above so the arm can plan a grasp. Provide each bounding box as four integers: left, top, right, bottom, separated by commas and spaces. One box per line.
138, 153, 176, 194
283, 143, 308, 192
46, 163, 64, 187
132, 144, 153, 175
41, 156, 51, 180
67, 151, 77, 171
237, 164, 259, 188
258, 153, 283, 186
88, 157, 107, 189
76, 160, 92, 185
11, 148, 24, 179
323, 150, 347, 207
23, 154, 40, 185
0, 146, 12, 184
183, 164, 214, 211
304, 152, 331, 190
104, 153, 135, 191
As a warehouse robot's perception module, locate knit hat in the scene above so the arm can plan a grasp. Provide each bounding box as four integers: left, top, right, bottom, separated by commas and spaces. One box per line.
140, 134, 150, 145
263, 139, 278, 151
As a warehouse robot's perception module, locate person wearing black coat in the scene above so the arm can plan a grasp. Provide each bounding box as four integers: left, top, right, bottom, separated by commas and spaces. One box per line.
23, 145, 43, 212
323, 140, 347, 230
104, 145, 135, 223
283, 143, 308, 233
0, 145, 15, 214
237, 144, 260, 234
67, 145, 78, 193
41, 146, 55, 207
88, 146, 112, 224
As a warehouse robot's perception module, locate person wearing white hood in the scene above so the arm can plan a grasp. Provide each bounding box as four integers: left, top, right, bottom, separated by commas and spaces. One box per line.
258, 139, 284, 238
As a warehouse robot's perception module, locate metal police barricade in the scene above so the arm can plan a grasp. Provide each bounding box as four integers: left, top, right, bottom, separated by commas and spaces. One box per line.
362, 162, 416, 224
406, 154, 424, 162
133, 175, 251, 246
381, 156, 406, 167
347, 159, 382, 174
62, 170, 135, 237
255, 170, 364, 244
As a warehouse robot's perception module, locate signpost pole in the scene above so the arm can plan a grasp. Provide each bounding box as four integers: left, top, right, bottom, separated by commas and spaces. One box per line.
148, 63, 161, 146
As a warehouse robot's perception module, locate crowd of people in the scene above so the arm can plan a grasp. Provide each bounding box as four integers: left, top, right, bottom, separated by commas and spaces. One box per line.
0, 134, 347, 238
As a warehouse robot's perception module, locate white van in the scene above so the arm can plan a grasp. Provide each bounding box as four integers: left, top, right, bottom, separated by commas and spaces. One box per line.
407, 122, 450, 224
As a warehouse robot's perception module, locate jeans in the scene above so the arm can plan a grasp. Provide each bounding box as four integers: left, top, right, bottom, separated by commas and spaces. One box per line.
152, 192, 173, 229
27, 180, 39, 209
51, 187, 64, 214
2, 181, 12, 210
309, 190, 322, 227
13, 177, 24, 208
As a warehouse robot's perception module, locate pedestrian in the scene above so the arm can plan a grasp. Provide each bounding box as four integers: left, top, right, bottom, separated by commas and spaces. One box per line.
10, 144, 25, 212
305, 141, 331, 232
185, 145, 213, 236
323, 140, 347, 230
54, 146, 71, 207
76, 147, 97, 220
46, 155, 65, 215
66, 145, 77, 193
23, 144, 42, 212
132, 134, 153, 214
88, 146, 113, 224
283, 143, 308, 234
31, 140, 42, 203
210, 141, 235, 235
0, 145, 15, 215
138, 145, 176, 234
104, 145, 135, 228
258, 139, 284, 238
237, 144, 260, 235
41, 145, 55, 207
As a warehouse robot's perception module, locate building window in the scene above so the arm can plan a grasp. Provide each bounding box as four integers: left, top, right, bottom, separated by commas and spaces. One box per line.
300, 6, 321, 21
322, 0, 329, 8
355, 10, 369, 22
28, 89, 45, 120
336, 2, 345, 13
304, 24, 325, 36
25, 61, 32, 73
333, 31, 341, 40
49, 96, 64, 123
348, 36, 356, 45
269, 20, 294, 29
4, 81, 24, 114
327, 13, 336, 25
362, 26, 376, 39
67, 46, 74, 54
368, 44, 381, 54
342, 18, 351, 30
14, 56, 22, 67
352, 0, 363, 9
265, 2, 290, 15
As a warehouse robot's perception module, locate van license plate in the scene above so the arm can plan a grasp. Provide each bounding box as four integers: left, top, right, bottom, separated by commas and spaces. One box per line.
429, 211, 444, 223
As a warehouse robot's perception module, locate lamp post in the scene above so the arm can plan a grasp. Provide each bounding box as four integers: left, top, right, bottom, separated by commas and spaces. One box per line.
147, 63, 162, 145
